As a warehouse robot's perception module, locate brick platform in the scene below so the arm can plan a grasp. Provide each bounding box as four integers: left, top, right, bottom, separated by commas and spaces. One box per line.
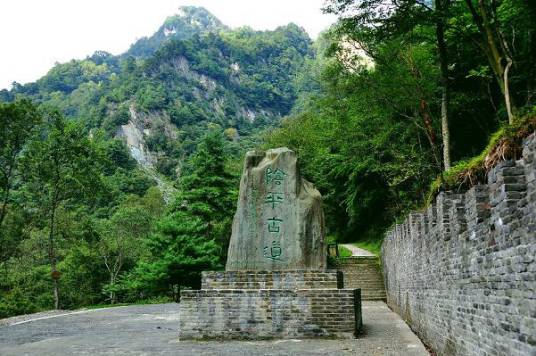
201, 270, 341, 290
180, 270, 361, 340
179, 288, 361, 340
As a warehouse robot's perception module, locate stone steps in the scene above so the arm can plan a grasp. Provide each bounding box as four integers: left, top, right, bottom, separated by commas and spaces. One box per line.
336, 256, 386, 301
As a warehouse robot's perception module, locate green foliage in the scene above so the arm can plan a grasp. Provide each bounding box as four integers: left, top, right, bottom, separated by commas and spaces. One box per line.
102, 104, 130, 134
266, 51, 438, 240
0, 99, 42, 261
57, 242, 106, 308
122, 131, 236, 299
0, 102, 160, 317
22, 112, 105, 211
0, 287, 38, 318
427, 114, 536, 204
338, 245, 353, 258
2, 3, 534, 318
127, 211, 221, 299
268, 0, 536, 246
97, 199, 156, 304
20, 112, 108, 309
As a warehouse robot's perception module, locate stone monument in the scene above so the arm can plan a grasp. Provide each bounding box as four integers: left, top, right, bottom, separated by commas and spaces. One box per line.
226, 148, 326, 271
179, 148, 361, 340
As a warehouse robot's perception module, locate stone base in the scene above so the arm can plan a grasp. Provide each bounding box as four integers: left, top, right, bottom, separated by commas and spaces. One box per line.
201, 270, 341, 290
179, 289, 361, 340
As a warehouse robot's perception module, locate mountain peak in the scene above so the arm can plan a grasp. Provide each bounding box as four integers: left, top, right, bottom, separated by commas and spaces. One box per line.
168, 6, 226, 33
126, 6, 227, 58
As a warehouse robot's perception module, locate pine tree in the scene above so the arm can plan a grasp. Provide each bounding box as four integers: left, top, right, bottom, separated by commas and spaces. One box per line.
134, 212, 221, 299
126, 130, 236, 299
173, 129, 237, 257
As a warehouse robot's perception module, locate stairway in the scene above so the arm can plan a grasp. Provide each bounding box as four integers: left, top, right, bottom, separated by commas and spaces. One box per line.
336, 256, 386, 301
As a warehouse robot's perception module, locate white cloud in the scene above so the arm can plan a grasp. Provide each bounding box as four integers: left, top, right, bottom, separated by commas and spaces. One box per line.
0, 0, 336, 90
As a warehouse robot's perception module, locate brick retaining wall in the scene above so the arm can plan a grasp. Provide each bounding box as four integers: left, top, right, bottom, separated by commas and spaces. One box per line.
381, 133, 536, 355
179, 288, 360, 339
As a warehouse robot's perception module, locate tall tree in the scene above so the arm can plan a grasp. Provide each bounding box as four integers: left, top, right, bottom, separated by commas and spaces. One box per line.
97, 189, 163, 304
463, 0, 515, 123
435, 0, 452, 169
325, 0, 454, 170
172, 130, 237, 259
98, 205, 152, 304
0, 100, 41, 229
125, 130, 236, 299
22, 112, 103, 309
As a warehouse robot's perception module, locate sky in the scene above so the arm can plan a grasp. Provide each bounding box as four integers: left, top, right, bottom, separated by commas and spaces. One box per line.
0, 0, 336, 90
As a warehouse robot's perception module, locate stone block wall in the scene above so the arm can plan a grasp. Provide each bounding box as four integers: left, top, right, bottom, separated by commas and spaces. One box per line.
179, 289, 360, 339
381, 133, 536, 355
201, 270, 339, 290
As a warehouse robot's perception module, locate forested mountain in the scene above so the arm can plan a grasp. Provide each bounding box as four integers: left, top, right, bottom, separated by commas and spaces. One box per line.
0, 7, 313, 316
1, 1, 535, 317
1, 6, 312, 181
126, 6, 228, 58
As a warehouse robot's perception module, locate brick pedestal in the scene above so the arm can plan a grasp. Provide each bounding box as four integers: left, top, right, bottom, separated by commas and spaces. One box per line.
179, 270, 361, 340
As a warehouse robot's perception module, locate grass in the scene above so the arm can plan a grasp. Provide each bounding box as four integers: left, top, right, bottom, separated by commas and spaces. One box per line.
426, 114, 536, 205
338, 245, 353, 257
84, 296, 174, 310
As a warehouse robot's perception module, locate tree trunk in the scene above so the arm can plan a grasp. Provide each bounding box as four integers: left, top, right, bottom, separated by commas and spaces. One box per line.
417, 100, 442, 171
465, 0, 515, 122
53, 272, 59, 310
440, 89, 451, 170
110, 273, 116, 305
435, 0, 452, 170
503, 47, 514, 124
406, 50, 441, 171
48, 198, 60, 310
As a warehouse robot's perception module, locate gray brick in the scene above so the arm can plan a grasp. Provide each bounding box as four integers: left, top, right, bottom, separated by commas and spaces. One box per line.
381, 132, 536, 356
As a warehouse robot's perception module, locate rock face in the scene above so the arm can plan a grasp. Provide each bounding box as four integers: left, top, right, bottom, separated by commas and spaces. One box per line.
226, 148, 326, 271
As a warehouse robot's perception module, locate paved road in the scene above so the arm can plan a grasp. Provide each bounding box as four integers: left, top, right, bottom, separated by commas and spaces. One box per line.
341, 243, 376, 257
0, 302, 428, 355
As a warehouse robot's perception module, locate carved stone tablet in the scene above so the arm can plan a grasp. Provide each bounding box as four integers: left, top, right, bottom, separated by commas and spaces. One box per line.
226, 147, 326, 271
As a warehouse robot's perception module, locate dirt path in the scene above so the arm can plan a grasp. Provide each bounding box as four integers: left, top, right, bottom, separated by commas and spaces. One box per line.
0, 302, 428, 355
341, 243, 376, 257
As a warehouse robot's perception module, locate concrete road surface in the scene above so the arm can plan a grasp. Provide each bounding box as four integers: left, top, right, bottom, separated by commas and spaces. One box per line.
0, 301, 428, 355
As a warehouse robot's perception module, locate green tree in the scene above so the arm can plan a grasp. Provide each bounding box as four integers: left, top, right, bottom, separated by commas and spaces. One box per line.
22, 112, 103, 309
97, 203, 152, 304
0, 100, 41, 229
125, 131, 236, 299
131, 211, 221, 300
462, 0, 535, 124
0, 100, 42, 280
174, 130, 237, 257
325, 0, 453, 170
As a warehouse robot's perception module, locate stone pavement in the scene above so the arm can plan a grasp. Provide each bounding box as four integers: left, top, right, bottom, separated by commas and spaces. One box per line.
341, 243, 376, 257
0, 302, 428, 355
